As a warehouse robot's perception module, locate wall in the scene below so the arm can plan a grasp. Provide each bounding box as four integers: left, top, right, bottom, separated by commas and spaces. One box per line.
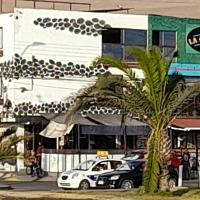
2, 9, 148, 116
149, 15, 200, 64
149, 15, 200, 77
0, 13, 14, 62
42, 153, 123, 172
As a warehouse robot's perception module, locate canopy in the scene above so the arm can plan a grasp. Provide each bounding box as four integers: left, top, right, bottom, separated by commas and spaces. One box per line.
40, 113, 150, 138
169, 118, 200, 131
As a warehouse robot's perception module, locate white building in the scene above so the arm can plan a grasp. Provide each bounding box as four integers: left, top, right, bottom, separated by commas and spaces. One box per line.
0, 8, 149, 172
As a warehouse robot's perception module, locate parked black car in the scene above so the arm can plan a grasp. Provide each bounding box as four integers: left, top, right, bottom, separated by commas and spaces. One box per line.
96, 159, 178, 190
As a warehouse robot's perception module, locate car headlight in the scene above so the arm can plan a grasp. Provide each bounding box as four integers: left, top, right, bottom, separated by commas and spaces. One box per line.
72, 172, 79, 179
109, 175, 120, 180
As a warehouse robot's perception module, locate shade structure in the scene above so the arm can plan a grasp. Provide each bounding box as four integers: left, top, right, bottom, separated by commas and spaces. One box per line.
80, 125, 150, 135
40, 113, 150, 138
39, 121, 74, 138
169, 118, 200, 131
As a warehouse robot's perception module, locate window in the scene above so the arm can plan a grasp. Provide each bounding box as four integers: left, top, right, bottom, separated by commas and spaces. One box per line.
152, 30, 176, 59
102, 29, 147, 60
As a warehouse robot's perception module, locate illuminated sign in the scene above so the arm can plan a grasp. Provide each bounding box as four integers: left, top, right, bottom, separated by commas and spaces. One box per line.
187, 27, 200, 52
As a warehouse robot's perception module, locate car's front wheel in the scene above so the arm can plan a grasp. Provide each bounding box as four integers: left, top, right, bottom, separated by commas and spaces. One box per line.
120, 179, 134, 190
168, 178, 177, 190
79, 180, 90, 190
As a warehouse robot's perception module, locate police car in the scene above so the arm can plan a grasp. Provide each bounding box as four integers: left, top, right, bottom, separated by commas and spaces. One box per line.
57, 158, 124, 190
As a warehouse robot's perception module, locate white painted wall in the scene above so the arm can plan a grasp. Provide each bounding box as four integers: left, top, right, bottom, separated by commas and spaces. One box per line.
6, 77, 96, 105
3, 9, 147, 108
0, 13, 14, 62
14, 8, 148, 65
42, 153, 124, 172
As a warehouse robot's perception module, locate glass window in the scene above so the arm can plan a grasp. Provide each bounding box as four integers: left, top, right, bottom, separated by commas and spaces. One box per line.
73, 160, 95, 170
124, 29, 147, 46
162, 47, 176, 58
160, 31, 176, 47
102, 29, 121, 44
152, 30, 176, 59
102, 28, 147, 60
103, 43, 123, 59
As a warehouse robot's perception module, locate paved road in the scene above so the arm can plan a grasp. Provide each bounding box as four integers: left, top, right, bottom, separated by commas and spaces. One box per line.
2, 181, 139, 192
3, 176, 200, 191
2, 181, 58, 191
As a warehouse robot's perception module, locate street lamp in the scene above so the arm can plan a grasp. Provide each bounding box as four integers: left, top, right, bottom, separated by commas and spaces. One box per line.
20, 42, 45, 151
21, 42, 45, 56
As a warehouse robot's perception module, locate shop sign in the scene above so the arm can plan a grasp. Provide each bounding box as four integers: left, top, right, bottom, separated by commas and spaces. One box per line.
187, 27, 200, 52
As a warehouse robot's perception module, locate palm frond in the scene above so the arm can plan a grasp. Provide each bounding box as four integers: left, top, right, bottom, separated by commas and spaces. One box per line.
94, 55, 139, 83
167, 82, 200, 117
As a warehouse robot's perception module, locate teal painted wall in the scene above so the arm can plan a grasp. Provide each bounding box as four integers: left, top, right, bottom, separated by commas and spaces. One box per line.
148, 15, 200, 64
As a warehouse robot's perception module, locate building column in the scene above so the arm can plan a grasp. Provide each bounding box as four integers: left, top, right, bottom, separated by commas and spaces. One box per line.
115, 135, 121, 149
16, 125, 25, 172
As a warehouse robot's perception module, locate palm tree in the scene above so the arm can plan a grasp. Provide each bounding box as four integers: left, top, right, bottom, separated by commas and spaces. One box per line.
0, 126, 24, 161
71, 48, 200, 192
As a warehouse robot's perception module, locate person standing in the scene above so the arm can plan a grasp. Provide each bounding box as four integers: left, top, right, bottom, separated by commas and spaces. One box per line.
36, 142, 43, 167
182, 149, 190, 180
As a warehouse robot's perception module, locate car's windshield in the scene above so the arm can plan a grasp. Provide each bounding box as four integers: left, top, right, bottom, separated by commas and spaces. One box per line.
73, 160, 96, 170
117, 161, 142, 171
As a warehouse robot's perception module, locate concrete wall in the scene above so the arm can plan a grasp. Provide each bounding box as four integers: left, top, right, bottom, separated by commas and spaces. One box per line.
42, 153, 124, 172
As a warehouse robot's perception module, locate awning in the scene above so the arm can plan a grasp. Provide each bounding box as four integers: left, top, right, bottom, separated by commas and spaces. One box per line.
39, 121, 74, 138
81, 125, 150, 135
169, 118, 200, 131
40, 113, 150, 138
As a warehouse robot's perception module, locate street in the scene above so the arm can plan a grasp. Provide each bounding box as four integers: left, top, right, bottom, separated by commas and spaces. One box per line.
2, 181, 58, 191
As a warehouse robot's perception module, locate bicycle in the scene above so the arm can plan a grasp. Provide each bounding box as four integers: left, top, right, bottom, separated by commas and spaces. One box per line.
26, 162, 46, 178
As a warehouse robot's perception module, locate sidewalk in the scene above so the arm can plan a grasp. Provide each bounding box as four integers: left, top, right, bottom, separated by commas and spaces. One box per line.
0, 171, 58, 182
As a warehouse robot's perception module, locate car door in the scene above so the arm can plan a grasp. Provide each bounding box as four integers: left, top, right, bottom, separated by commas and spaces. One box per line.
131, 162, 145, 187
88, 160, 113, 187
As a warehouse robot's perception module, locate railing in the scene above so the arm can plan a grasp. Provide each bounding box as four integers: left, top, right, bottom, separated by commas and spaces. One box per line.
103, 61, 139, 69
0, 0, 91, 13
43, 148, 127, 154
15, 0, 91, 10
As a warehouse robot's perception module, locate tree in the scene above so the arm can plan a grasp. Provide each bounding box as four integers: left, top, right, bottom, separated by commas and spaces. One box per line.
0, 126, 24, 161
71, 48, 200, 192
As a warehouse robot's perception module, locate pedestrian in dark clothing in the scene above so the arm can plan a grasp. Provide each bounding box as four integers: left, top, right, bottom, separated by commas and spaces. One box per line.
182, 149, 190, 180
36, 142, 43, 167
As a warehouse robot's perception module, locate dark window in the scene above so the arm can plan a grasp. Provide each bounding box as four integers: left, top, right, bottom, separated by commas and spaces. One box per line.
124, 29, 147, 46
102, 28, 147, 61
152, 30, 176, 59
102, 29, 121, 44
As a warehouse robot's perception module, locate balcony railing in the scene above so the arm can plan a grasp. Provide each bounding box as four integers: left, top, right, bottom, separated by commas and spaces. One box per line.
103, 61, 139, 69
0, 0, 91, 13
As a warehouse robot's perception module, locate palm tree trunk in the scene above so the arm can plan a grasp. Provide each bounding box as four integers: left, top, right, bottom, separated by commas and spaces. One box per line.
144, 131, 160, 193
158, 130, 172, 192
144, 129, 172, 193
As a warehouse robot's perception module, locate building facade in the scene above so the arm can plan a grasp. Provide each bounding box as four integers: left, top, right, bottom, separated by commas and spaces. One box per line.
0, 9, 200, 171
